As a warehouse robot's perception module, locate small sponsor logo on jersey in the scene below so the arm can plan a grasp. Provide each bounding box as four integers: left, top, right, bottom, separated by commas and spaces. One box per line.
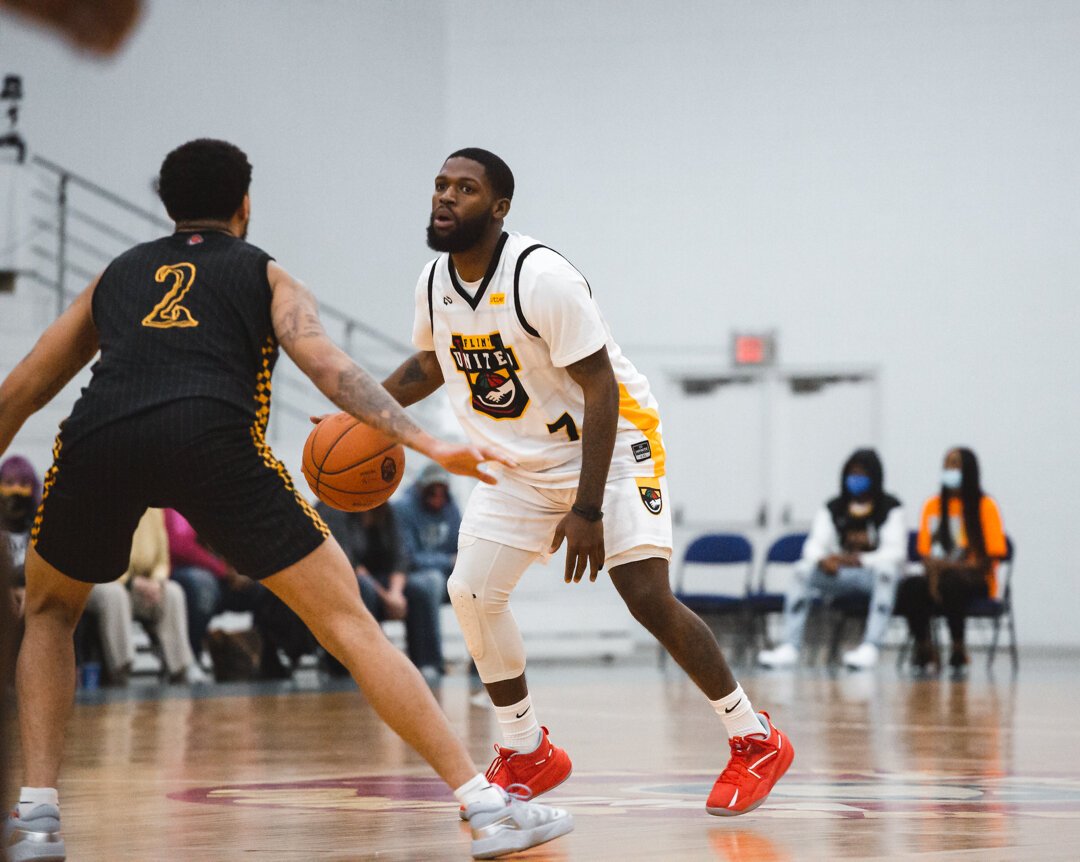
443, 295, 453, 305
381, 457, 397, 483
187, 234, 204, 245
489, 292, 506, 306
450, 332, 530, 419
638, 484, 663, 514
632, 440, 652, 463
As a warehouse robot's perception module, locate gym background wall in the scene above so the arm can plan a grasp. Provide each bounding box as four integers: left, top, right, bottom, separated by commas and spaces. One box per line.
1, 1, 1077, 644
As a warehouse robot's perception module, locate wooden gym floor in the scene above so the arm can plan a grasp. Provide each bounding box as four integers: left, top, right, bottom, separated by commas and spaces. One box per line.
4, 652, 1080, 861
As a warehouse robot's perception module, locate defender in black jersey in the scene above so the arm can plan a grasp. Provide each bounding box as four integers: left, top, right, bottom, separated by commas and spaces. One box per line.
0, 139, 572, 861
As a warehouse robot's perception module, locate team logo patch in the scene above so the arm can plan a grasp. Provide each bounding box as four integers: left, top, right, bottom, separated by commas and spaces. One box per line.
186, 234, 203, 245
380, 457, 397, 483
450, 332, 530, 419
639, 484, 663, 514
632, 440, 652, 463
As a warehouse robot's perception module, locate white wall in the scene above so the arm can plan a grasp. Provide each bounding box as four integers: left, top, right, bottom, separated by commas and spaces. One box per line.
2, 1, 1078, 643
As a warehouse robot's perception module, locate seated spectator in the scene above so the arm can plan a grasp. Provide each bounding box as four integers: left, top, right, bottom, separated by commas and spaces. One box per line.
895, 447, 1007, 674
0, 455, 37, 589
121, 508, 197, 683
1, 523, 14, 795
394, 463, 459, 637
165, 509, 265, 664
2, 525, 18, 686
81, 581, 136, 686
758, 448, 906, 670
317, 500, 444, 683
1, 456, 37, 664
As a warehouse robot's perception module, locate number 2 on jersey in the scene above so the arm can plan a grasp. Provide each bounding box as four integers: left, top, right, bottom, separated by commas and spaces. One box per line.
547, 412, 579, 441
142, 262, 199, 329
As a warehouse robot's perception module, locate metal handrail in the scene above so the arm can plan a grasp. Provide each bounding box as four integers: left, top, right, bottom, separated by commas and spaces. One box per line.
28, 154, 413, 356
31, 154, 173, 230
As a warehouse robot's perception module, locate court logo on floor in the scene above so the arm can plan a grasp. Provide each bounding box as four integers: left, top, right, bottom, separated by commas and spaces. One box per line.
170, 770, 1080, 819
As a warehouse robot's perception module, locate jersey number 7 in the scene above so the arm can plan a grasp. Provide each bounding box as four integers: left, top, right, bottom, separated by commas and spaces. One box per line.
546, 412, 579, 441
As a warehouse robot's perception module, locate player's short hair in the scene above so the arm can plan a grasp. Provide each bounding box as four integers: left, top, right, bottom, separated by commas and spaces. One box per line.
157, 139, 252, 222
447, 148, 514, 201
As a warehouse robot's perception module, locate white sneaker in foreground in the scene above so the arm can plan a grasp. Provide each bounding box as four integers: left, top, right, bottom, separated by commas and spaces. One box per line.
842, 643, 879, 670
465, 785, 573, 859
757, 643, 798, 668
5, 804, 66, 862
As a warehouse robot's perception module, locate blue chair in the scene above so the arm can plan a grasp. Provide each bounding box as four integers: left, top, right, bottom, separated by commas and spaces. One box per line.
964, 536, 1018, 671
746, 533, 807, 648
897, 534, 1017, 673
668, 533, 755, 664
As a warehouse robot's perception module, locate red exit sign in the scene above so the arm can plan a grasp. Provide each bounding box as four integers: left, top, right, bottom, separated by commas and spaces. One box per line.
731, 332, 777, 366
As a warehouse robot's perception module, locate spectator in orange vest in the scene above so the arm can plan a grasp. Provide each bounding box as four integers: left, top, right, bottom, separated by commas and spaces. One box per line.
895, 447, 1007, 673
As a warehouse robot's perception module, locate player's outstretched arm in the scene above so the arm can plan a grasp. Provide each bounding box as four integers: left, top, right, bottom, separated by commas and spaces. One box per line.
0, 277, 100, 456
268, 262, 511, 483
382, 351, 444, 407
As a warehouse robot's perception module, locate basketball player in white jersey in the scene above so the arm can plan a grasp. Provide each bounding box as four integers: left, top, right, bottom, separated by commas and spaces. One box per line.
380, 149, 793, 816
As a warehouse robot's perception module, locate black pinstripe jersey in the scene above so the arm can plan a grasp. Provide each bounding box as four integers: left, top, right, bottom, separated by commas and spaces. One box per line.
62, 231, 276, 443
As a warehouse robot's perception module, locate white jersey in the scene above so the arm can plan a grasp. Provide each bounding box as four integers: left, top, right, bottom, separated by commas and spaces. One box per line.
412, 231, 665, 490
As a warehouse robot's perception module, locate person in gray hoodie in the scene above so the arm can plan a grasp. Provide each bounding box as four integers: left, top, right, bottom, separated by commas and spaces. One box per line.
395, 464, 461, 589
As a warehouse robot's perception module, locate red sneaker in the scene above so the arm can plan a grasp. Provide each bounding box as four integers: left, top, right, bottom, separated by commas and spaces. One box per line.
706, 712, 793, 816
485, 726, 573, 797
459, 727, 572, 819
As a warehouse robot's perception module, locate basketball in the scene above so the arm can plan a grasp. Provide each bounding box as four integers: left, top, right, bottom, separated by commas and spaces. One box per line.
301, 413, 406, 512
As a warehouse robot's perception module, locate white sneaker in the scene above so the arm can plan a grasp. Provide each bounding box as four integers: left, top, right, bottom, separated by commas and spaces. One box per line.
466, 786, 573, 859
186, 664, 212, 684
5, 803, 66, 861
842, 643, 879, 670
757, 643, 798, 668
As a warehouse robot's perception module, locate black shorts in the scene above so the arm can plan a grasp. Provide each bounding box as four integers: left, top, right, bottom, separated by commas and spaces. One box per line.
33, 399, 329, 584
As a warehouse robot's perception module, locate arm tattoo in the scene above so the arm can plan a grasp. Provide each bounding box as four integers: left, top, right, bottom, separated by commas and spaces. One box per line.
332, 365, 423, 442
382, 352, 444, 407
400, 356, 430, 385
274, 297, 325, 346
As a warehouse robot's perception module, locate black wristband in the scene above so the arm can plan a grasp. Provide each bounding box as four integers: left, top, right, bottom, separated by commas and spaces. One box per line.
571, 504, 603, 522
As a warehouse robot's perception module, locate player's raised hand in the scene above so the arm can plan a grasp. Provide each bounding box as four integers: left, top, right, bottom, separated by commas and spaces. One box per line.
551, 511, 605, 584
429, 440, 516, 484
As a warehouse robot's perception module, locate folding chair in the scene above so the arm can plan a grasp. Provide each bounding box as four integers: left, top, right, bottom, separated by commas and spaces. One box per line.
896, 534, 1017, 672
745, 532, 807, 650
964, 536, 1018, 672
668, 533, 755, 664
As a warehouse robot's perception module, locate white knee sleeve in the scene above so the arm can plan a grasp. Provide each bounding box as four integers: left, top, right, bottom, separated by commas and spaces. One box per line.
447, 536, 537, 684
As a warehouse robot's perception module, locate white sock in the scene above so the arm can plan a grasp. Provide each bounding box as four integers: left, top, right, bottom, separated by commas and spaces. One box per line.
710, 684, 767, 739
453, 773, 504, 810
18, 787, 58, 818
494, 695, 542, 752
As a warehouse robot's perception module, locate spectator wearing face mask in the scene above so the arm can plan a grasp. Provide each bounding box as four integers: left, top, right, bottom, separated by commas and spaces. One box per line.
0, 455, 39, 580
894, 447, 1006, 674
1, 456, 136, 684
1, 457, 33, 686
758, 448, 906, 670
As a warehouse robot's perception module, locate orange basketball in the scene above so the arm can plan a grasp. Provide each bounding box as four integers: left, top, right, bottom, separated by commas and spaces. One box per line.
301, 413, 405, 512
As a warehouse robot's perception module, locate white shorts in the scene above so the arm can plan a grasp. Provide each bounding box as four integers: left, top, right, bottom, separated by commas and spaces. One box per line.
459, 472, 673, 570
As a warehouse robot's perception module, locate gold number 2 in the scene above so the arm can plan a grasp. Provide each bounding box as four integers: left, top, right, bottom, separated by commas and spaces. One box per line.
142, 262, 199, 329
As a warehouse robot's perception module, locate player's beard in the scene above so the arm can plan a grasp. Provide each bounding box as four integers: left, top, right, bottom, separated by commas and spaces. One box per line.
426, 210, 491, 253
